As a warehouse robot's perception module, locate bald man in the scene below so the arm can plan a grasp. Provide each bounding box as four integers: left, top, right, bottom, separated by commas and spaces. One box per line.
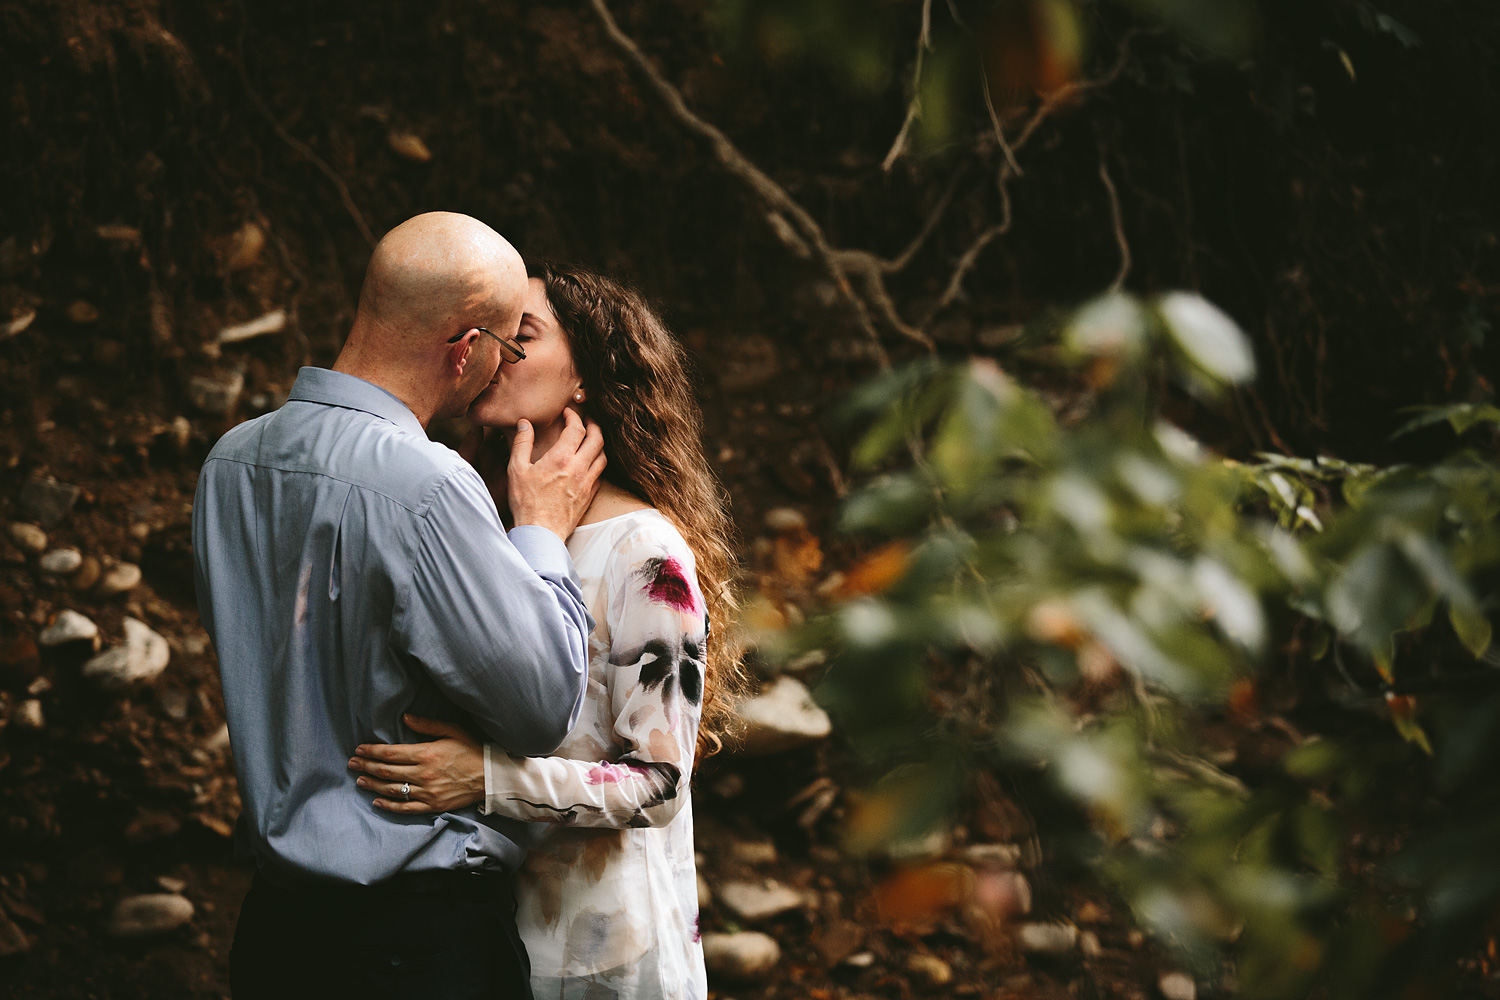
192, 213, 604, 999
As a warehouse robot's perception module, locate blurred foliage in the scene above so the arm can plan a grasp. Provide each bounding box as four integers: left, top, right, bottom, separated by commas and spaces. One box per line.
769, 294, 1500, 996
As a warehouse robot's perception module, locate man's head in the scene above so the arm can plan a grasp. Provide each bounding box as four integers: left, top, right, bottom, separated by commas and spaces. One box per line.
335, 213, 528, 424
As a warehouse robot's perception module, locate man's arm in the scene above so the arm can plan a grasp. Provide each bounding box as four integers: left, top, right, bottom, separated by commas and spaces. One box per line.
395, 467, 590, 755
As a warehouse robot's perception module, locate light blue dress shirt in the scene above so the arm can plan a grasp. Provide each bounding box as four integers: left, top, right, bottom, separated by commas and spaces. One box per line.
192, 367, 591, 883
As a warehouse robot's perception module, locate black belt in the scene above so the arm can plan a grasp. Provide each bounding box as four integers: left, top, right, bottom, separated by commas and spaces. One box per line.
256, 865, 513, 900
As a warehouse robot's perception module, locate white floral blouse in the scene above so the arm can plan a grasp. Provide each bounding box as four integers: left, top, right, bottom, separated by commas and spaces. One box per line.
480, 508, 707, 1000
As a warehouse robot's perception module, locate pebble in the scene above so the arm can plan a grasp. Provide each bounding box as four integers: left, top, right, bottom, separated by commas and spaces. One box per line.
973, 868, 1032, 918
202, 722, 232, 755
156, 876, 187, 894
71, 555, 101, 591
1159, 972, 1196, 1000
730, 839, 779, 866
7, 522, 47, 555
717, 879, 807, 922
97, 562, 142, 597
217, 309, 286, 345
701, 931, 781, 980
907, 953, 953, 987
15, 699, 44, 729
1080, 930, 1103, 957
83, 617, 171, 688
961, 842, 1023, 868
38, 609, 100, 649
1015, 922, 1079, 955
19, 478, 81, 527
27, 676, 52, 695
764, 507, 808, 533
186, 370, 245, 415
734, 676, 832, 755
106, 894, 194, 937
39, 548, 82, 575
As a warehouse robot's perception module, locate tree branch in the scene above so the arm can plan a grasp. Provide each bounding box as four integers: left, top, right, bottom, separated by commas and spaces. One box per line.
589, 0, 920, 362
882, 0, 935, 173
1099, 152, 1131, 293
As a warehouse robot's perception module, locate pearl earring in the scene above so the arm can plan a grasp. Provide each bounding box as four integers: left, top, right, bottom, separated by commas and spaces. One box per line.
573, 391, 585, 403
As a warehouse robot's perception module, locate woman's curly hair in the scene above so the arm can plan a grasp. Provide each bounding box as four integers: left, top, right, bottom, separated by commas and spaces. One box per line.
535, 261, 745, 765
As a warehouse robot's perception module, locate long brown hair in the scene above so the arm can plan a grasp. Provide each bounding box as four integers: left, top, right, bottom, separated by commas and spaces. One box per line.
536, 261, 744, 764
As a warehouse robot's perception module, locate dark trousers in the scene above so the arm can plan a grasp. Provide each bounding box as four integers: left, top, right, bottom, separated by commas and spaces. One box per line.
229, 872, 532, 1000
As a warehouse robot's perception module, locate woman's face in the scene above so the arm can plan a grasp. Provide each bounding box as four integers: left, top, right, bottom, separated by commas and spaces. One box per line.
467, 277, 580, 430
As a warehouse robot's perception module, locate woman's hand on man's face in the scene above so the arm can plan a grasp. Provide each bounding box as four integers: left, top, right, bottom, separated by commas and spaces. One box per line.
347, 714, 485, 814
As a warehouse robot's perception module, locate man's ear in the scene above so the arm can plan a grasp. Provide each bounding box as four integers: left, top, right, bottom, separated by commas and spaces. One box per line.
447, 334, 475, 376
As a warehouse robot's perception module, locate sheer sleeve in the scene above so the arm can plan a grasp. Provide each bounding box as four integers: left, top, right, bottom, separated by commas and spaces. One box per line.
478, 522, 706, 828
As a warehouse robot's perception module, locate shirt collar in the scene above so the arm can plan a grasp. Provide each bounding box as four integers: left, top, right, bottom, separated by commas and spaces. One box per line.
286, 367, 426, 437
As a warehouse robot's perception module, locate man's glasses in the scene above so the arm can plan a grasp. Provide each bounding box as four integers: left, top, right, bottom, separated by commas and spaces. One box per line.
448, 327, 526, 364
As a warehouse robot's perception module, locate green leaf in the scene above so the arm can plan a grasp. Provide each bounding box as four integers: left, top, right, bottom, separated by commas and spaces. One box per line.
1450, 602, 1493, 659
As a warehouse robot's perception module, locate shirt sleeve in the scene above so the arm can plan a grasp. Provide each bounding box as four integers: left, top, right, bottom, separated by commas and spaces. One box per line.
394, 466, 592, 756
479, 522, 706, 828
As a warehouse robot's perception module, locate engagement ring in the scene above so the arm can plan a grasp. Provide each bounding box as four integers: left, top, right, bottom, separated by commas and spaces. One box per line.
401, 782, 411, 801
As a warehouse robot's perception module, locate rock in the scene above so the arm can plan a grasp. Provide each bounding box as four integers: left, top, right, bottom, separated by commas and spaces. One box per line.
202, 722, 231, 755
697, 873, 712, 908
158, 686, 191, 721
764, 507, 808, 533
717, 880, 807, 922
124, 810, 182, 844
973, 868, 1032, 918
186, 370, 244, 415
106, 894, 194, 937
0, 908, 31, 956
27, 676, 52, 695
701, 931, 781, 980
960, 842, 1023, 868
735, 676, 832, 755
38, 609, 100, 649
730, 839, 778, 866
1016, 922, 1078, 955
15, 699, 44, 730
387, 130, 434, 162
0, 636, 40, 683
217, 309, 286, 345
1159, 972, 1196, 1000
156, 876, 188, 894
843, 951, 875, 968
1080, 931, 1103, 958
19, 478, 81, 527
3, 306, 36, 341
7, 522, 47, 554
97, 562, 142, 597
71, 555, 101, 592
39, 548, 82, 575
907, 953, 953, 988
83, 617, 170, 688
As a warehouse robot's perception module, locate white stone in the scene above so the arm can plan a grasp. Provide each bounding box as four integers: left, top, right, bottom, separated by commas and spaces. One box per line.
38, 609, 99, 648
39, 548, 82, 575
217, 309, 286, 344
701, 931, 781, 980
1016, 922, 1078, 954
717, 880, 807, 922
83, 617, 170, 688
106, 894, 194, 937
764, 507, 808, 533
1159, 972, 1197, 1000
97, 562, 142, 597
7, 522, 46, 555
843, 952, 875, 968
907, 953, 953, 987
730, 839, 778, 866
961, 842, 1023, 868
156, 876, 187, 894
734, 676, 832, 755
15, 699, 44, 729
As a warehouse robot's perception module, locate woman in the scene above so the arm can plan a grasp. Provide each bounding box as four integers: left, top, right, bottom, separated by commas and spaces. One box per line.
346, 263, 740, 1000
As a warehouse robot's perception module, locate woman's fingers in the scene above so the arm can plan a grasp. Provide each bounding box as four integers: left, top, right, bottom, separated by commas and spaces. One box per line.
348, 756, 418, 782
353, 742, 423, 764
372, 797, 437, 814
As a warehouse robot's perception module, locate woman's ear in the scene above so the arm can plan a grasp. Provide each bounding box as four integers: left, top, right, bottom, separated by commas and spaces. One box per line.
572, 386, 586, 404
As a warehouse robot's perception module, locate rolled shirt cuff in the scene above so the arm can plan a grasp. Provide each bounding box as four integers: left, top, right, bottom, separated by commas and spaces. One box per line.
480, 742, 495, 816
